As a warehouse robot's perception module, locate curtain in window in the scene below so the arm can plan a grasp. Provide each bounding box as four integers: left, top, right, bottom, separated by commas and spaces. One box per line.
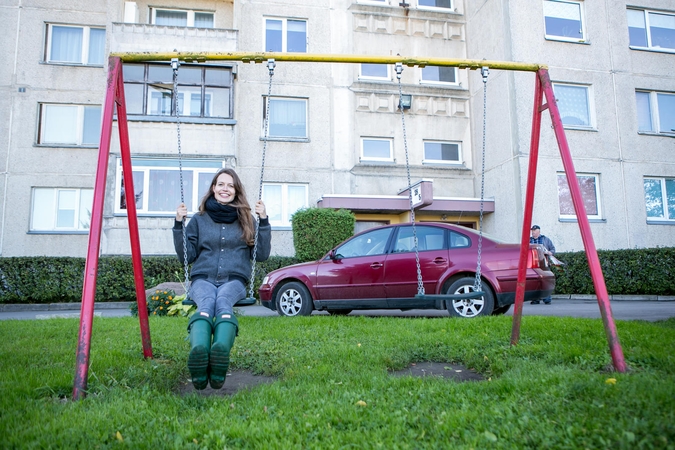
155, 10, 187, 26
87, 28, 106, 65
149, 170, 192, 212
269, 99, 306, 137
78, 190, 93, 229
287, 185, 307, 221
50, 26, 82, 63
194, 13, 214, 28
627, 10, 648, 47
657, 93, 675, 133
635, 91, 653, 131
262, 185, 283, 222
43, 105, 78, 144
554, 85, 589, 126
31, 189, 55, 230
287, 20, 307, 53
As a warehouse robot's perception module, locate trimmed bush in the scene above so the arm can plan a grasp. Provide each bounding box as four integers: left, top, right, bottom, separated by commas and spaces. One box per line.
0, 255, 299, 304
292, 208, 355, 261
552, 247, 675, 296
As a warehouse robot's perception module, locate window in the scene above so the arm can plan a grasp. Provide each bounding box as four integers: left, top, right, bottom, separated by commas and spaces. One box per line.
38, 104, 101, 146
335, 227, 394, 258
552, 83, 594, 128
360, 64, 389, 80
264, 18, 307, 52
423, 141, 461, 164
543, 0, 585, 42
262, 183, 309, 227
420, 66, 457, 85
394, 226, 446, 253
114, 158, 225, 215
45, 24, 105, 65
361, 138, 393, 162
557, 173, 602, 220
151, 8, 214, 28
31, 188, 93, 232
417, 0, 452, 11
263, 97, 308, 139
644, 177, 675, 222
627, 9, 675, 52
636, 91, 675, 135
449, 230, 470, 248
123, 63, 233, 119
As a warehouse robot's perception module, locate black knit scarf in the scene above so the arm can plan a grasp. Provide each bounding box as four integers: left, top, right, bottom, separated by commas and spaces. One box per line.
205, 196, 238, 224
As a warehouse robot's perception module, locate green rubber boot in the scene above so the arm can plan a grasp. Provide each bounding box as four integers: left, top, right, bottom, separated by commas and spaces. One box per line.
209, 313, 239, 389
187, 313, 213, 390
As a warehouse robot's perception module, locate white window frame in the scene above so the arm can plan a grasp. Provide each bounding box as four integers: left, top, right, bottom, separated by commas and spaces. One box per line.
113, 158, 225, 216
627, 8, 675, 54
361, 137, 393, 162
30, 188, 93, 233
359, 63, 390, 81
262, 96, 309, 140
644, 177, 675, 222
423, 140, 462, 165
45, 24, 105, 66
150, 8, 215, 28
37, 103, 101, 146
263, 17, 308, 53
552, 82, 595, 129
636, 90, 675, 135
262, 183, 309, 228
557, 172, 602, 220
419, 66, 458, 86
542, 0, 586, 43
417, 0, 453, 12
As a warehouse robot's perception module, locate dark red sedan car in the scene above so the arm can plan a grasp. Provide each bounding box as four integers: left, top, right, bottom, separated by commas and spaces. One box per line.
259, 222, 554, 318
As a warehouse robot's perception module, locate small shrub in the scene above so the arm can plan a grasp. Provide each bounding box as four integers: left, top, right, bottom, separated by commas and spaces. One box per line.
130, 289, 181, 317
292, 208, 355, 261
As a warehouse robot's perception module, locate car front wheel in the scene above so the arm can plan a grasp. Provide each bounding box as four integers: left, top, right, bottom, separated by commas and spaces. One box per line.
445, 277, 494, 318
275, 282, 313, 317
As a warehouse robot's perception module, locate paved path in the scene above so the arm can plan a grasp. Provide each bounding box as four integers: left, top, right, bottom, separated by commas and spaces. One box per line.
1, 299, 674, 322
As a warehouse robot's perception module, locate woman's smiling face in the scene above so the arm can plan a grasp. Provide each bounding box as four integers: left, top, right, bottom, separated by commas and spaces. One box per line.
212, 173, 236, 204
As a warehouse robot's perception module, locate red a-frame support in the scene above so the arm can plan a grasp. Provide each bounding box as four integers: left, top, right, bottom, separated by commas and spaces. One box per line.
72, 56, 626, 401
73, 57, 152, 400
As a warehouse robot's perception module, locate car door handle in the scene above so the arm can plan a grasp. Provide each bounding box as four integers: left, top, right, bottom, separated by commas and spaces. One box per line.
433, 258, 447, 264
370, 262, 383, 269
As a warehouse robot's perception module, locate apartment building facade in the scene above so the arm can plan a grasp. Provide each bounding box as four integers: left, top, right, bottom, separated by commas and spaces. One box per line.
0, 0, 673, 258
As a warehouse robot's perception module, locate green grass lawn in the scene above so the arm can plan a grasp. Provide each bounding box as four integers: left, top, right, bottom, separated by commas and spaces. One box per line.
1, 314, 673, 449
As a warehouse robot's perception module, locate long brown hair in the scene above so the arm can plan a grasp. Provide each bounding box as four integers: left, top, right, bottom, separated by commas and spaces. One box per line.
199, 168, 256, 245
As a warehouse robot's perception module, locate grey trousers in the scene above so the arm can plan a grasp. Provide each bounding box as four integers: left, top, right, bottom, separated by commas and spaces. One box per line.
189, 278, 246, 318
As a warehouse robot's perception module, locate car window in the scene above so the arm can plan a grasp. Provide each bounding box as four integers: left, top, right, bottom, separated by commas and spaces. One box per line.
449, 230, 470, 248
335, 227, 393, 258
393, 226, 446, 253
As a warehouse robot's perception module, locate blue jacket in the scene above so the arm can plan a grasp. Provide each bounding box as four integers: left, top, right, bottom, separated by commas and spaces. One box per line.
173, 213, 271, 286
530, 235, 555, 254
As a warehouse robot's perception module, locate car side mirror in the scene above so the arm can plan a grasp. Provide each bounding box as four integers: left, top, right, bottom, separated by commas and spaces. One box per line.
329, 249, 342, 261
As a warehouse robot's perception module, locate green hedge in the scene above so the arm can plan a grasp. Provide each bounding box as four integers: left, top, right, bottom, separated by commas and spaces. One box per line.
552, 247, 675, 296
292, 208, 355, 262
0, 255, 299, 304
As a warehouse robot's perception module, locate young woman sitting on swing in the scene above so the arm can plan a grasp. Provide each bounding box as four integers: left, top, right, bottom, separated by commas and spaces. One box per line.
173, 168, 271, 390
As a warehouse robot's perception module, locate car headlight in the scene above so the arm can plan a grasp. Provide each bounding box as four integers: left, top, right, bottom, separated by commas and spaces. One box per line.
262, 276, 269, 286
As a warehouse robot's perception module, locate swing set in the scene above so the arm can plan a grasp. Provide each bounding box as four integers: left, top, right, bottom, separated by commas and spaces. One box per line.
73, 52, 627, 400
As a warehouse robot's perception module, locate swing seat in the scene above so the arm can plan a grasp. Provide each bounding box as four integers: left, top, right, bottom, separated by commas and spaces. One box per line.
182, 297, 257, 307
414, 291, 485, 301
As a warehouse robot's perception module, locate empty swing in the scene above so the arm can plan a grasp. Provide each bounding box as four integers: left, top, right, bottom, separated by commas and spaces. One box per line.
175, 58, 277, 307
395, 63, 490, 303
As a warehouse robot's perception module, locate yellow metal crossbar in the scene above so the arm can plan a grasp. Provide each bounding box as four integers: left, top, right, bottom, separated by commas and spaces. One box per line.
109, 51, 545, 72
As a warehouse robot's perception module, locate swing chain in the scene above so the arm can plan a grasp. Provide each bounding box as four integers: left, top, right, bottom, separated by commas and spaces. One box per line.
172, 58, 191, 299
396, 63, 424, 296
248, 59, 276, 300
474, 66, 489, 292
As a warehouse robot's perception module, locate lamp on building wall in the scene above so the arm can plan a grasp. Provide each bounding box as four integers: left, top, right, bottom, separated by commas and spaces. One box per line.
398, 94, 412, 110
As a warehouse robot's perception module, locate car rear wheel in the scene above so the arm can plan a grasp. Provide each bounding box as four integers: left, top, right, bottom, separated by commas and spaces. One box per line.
327, 309, 352, 316
276, 282, 313, 317
445, 277, 494, 318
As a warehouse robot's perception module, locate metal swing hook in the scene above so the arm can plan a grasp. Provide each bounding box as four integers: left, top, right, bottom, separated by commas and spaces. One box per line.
395, 62, 403, 80
481, 66, 489, 84
171, 57, 180, 71
267, 59, 276, 76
